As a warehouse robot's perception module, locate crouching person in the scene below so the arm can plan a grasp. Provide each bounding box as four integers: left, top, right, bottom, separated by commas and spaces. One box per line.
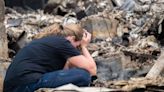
3, 23, 97, 92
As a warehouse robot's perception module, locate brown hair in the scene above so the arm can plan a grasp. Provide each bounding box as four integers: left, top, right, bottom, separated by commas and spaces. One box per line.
33, 23, 84, 41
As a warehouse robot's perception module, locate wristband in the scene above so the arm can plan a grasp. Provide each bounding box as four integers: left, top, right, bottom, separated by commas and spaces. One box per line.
91, 75, 98, 82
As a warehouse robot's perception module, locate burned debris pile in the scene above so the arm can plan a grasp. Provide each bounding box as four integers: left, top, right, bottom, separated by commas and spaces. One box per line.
3, 0, 164, 91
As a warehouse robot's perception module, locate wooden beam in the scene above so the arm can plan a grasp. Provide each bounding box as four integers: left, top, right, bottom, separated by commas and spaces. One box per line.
146, 50, 164, 78
0, 0, 8, 60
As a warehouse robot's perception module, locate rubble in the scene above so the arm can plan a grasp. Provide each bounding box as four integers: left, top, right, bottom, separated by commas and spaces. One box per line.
1, 0, 164, 91
106, 76, 164, 91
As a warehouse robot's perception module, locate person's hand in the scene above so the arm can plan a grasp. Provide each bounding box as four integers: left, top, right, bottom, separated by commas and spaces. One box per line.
81, 30, 91, 47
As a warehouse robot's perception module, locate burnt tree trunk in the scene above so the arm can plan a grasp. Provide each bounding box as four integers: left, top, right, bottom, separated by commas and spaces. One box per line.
0, 0, 8, 60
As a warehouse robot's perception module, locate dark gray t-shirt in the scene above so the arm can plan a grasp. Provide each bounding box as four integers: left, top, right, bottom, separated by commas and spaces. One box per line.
4, 36, 80, 91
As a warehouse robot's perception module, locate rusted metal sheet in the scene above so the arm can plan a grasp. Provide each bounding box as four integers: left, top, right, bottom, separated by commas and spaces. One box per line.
81, 16, 118, 39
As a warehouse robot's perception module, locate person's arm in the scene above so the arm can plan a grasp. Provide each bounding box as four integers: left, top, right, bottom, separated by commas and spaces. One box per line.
68, 31, 97, 76
81, 46, 97, 75
63, 61, 70, 70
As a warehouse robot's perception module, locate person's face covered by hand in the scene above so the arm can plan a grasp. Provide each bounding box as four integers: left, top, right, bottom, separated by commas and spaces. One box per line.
66, 36, 81, 48
66, 29, 91, 48
72, 29, 91, 48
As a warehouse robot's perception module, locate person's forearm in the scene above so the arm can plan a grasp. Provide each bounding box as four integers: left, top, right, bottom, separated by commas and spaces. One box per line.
63, 61, 69, 69
64, 61, 76, 69
81, 46, 97, 75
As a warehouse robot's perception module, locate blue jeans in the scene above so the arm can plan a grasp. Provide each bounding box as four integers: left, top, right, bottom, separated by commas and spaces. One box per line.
13, 68, 91, 92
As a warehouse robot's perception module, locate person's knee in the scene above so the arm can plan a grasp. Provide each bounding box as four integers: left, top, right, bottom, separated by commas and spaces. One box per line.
75, 68, 91, 85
